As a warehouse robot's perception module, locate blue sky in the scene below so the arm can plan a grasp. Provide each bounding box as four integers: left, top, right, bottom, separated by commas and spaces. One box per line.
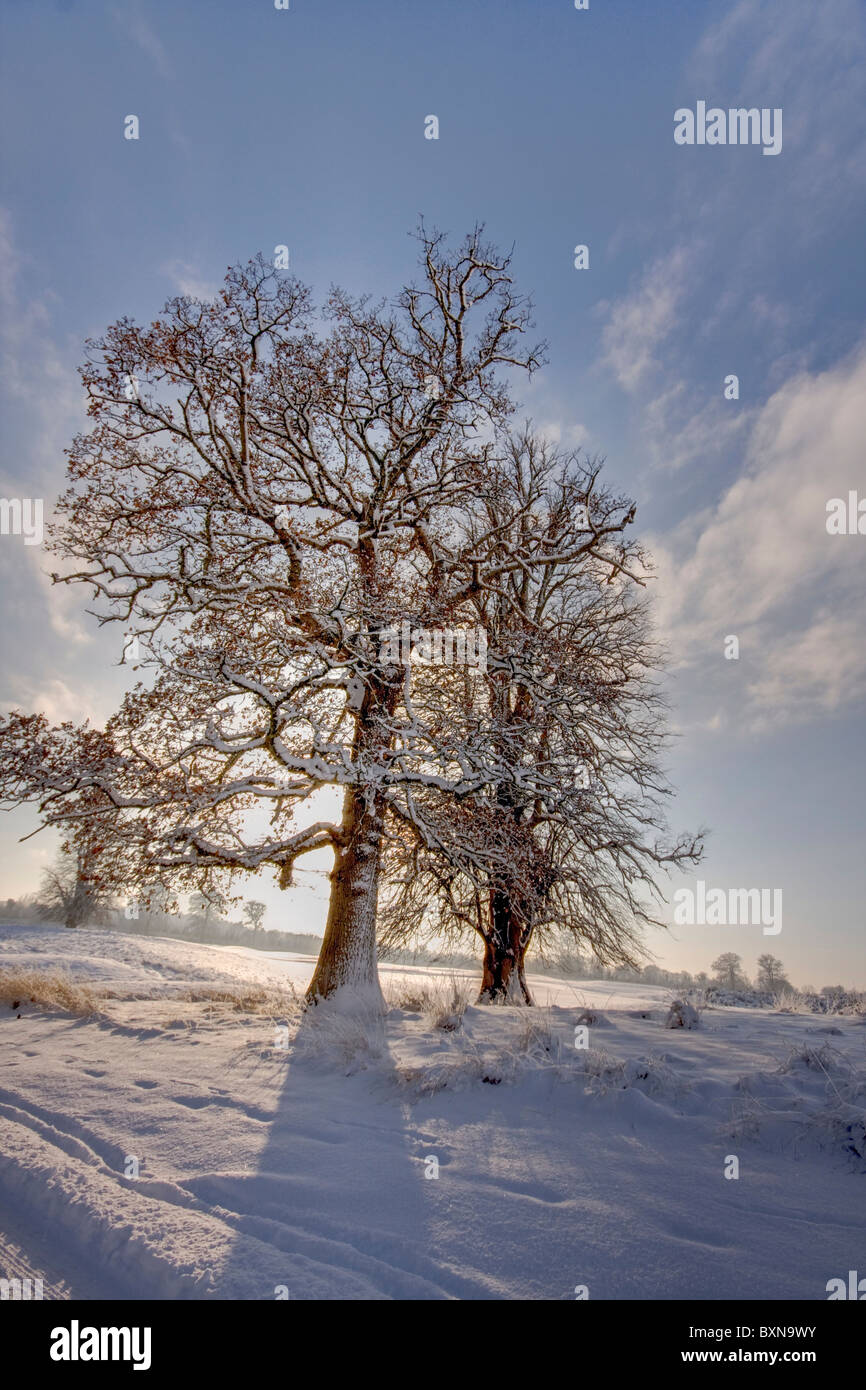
1, 0, 864, 986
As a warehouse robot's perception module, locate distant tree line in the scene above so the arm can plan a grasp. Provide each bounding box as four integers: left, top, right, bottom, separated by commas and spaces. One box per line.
1, 857, 860, 1005
0, 846, 322, 956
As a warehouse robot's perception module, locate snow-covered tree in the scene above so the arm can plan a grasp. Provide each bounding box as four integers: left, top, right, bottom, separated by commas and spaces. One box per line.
0, 227, 552, 1003
379, 428, 703, 1001
711, 952, 748, 990
756, 953, 789, 993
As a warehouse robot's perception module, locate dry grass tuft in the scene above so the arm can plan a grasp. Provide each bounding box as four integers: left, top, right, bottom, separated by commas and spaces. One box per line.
0, 968, 103, 1019
385, 974, 472, 1030
0, 969, 300, 1025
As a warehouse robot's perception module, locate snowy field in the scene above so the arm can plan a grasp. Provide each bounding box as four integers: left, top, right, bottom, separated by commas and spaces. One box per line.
1, 925, 864, 1301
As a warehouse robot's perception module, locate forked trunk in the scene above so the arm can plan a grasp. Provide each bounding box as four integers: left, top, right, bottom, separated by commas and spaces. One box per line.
306, 785, 386, 1005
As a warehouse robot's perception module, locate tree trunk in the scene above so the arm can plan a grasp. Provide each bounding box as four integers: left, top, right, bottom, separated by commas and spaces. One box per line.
65, 888, 88, 929
306, 785, 386, 1005
516, 942, 534, 1006
476, 890, 533, 1004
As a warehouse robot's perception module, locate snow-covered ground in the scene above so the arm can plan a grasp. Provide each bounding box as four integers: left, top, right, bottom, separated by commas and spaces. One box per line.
1, 925, 863, 1301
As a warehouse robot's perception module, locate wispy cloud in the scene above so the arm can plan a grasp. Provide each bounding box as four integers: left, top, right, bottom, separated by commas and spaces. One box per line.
600, 249, 691, 394
162, 259, 221, 301
598, 241, 755, 474
7, 676, 109, 727
598, 0, 866, 482
0, 210, 81, 474
0, 210, 117, 715
109, 1, 173, 81
649, 347, 866, 730
690, 0, 866, 229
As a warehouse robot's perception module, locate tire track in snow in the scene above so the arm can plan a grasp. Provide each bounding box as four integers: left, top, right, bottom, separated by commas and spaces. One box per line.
0, 1095, 477, 1299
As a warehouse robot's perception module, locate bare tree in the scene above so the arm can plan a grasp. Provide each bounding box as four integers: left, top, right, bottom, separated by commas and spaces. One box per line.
0, 231, 703, 1007
38, 827, 116, 929
756, 953, 789, 993
189, 890, 228, 923
243, 901, 267, 932
379, 429, 703, 1001
711, 952, 747, 990
0, 227, 551, 1004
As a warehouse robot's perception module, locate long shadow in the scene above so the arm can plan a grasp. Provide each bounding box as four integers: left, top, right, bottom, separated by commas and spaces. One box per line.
193, 993, 486, 1301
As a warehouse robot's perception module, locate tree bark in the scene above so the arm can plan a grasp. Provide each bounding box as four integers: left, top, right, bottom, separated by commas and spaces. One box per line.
306, 785, 386, 1005
516, 942, 534, 1006
306, 646, 399, 1005
476, 890, 533, 1004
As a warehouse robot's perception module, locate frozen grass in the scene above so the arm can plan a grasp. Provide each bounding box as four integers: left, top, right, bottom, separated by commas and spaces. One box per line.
392, 997, 687, 1100
0, 968, 104, 1019
394, 1045, 513, 1097
394, 1043, 686, 1100
514, 1006, 563, 1060
385, 974, 472, 1031
729, 1042, 866, 1168
778, 1041, 855, 1078
294, 992, 388, 1069
708, 984, 865, 1014
772, 988, 865, 1016
0, 967, 300, 1026
392, 1003, 562, 1097
167, 982, 301, 1016
576, 1047, 684, 1098
665, 998, 700, 1029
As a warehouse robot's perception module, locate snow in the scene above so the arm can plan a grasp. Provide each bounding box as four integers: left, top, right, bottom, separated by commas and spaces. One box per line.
1, 925, 864, 1301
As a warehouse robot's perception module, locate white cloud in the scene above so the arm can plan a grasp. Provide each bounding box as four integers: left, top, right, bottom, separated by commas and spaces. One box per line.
746, 611, 866, 723
650, 348, 866, 728
597, 0, 866, 485
600, 249, 690, 393
7, 677, 108, 727
536, 420, 590, 450
162, 259, 220, 301
0, 209, 83, 494
597, 249, 757, 475
0, 210, 122, 719
23, 548, 93, 646
691, 0, 866, 220
641, 379, 753, 474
